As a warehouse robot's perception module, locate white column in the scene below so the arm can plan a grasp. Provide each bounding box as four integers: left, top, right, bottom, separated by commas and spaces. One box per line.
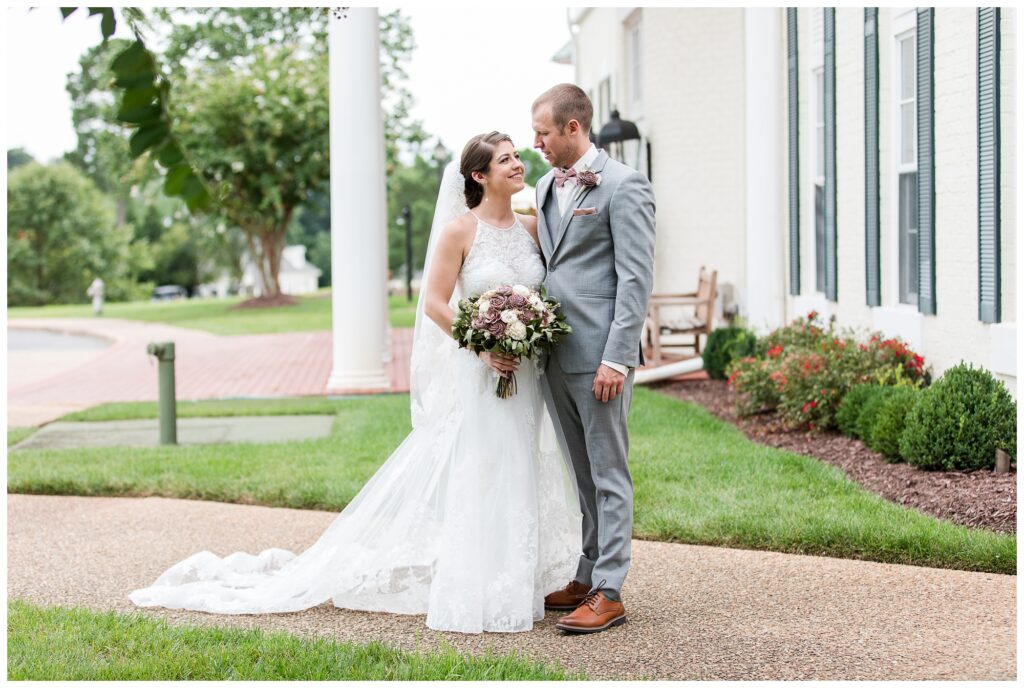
327, 7, 390, 390
743, 8, 787, 334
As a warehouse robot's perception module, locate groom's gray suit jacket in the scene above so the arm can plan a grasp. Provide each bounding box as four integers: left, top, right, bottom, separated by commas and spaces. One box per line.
537, 150, 656, 374
537, 149, 656, 596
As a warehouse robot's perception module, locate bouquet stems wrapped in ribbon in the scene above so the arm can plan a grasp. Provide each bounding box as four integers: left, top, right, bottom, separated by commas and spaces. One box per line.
451, 283, 572, 398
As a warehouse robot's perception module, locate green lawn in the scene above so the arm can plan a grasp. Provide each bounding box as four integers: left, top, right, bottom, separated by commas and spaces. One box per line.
7, 600, 583, 680
7, 427, 37, 447
59, 396, 360, 422
8, 391, 1014, 573
8, 292, 419, 333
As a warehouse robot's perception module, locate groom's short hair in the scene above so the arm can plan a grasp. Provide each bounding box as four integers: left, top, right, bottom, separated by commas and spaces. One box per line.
533, 84, 593, 135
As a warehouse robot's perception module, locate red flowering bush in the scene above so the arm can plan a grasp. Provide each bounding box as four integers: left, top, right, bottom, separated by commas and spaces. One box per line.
775, 341, 877, 430
726, 311, 931, 431
861, 334, 931, 386
727, 356, 782, 415
757, 310, 830, 356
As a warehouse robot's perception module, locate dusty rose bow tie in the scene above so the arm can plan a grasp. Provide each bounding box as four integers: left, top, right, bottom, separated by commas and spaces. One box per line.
553, 167, 578, 188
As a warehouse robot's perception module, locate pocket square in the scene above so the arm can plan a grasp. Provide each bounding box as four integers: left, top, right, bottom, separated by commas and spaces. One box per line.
573, 207, 597, 216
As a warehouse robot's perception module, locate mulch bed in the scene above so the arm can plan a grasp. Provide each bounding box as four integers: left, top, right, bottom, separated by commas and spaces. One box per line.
653, 378, 1017, 535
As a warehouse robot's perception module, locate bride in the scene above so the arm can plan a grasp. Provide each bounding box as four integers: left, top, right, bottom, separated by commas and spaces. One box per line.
129, 132, 583, 634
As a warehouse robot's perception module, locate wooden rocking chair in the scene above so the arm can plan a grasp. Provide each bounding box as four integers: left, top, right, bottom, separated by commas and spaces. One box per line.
645, 266, 718, 366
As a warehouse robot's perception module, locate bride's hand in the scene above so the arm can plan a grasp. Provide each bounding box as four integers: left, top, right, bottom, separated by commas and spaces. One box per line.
479, 351, 519, 378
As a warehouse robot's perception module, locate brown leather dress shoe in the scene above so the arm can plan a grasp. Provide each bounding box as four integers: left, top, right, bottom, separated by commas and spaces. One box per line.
555, 591, 626, 634
544, 579, 590, 611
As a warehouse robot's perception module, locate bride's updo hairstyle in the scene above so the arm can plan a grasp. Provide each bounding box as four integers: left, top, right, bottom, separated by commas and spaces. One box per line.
460, 131, 512, 209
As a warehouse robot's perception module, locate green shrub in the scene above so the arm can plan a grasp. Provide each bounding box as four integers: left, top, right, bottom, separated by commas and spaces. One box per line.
855, 386, 898, 441
899, 362, 1017, 471
836, 383, 880, 438
704, 326, 758, 380
866, 386, 919, 461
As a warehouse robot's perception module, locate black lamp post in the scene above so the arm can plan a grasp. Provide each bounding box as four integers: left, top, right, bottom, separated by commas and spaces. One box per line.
432, 139, 450, 188
399, 204, 413, 302
597, 109, 650, 181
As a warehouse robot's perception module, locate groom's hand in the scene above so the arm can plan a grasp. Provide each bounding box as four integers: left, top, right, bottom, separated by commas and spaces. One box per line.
592, 364, 625, 403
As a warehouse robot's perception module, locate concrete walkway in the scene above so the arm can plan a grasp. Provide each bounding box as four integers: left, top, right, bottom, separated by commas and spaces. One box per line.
7, 494, 1015, 680
9, 416, 336, 451
7, 319, 412, 427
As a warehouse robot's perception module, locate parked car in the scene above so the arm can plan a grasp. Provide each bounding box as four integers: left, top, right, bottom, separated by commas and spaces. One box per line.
151, 285, 189, 301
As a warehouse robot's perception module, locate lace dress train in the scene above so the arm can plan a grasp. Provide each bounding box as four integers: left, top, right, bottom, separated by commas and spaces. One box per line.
129, 215, 582, 633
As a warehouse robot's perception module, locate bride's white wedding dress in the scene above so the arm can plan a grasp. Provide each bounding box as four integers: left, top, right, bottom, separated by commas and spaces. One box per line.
129, 205, 582, 634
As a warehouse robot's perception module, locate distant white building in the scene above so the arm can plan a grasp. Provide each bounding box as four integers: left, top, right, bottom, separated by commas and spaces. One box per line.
239, 244, 322, 297
566, 7, 1017, 395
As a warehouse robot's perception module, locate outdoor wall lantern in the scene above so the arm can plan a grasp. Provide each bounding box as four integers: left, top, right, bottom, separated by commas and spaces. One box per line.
597, 109, 651, 181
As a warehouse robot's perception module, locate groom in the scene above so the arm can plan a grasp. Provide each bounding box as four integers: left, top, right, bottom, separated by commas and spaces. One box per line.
532, 84, 656, 634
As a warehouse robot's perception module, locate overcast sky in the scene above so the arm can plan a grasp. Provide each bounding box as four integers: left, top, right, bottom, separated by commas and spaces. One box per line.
4, 6, 574, 164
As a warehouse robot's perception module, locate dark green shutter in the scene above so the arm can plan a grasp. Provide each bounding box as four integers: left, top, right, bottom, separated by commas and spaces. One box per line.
787, 8, 801, 295
824, 8, 838, 301
978, 8, 1001, 323
916, 8, 936, 315
864, 9, 880, 307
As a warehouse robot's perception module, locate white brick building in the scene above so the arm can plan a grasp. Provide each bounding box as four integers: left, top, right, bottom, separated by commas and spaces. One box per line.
565, 7, 1016, 395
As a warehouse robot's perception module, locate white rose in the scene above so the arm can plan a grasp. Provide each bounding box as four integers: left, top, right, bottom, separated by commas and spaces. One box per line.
500, 309, 520, 324
528, 295, 544, 310
478, 298, 491, 315
512, 284, 531, 297
508, 321, 527, 340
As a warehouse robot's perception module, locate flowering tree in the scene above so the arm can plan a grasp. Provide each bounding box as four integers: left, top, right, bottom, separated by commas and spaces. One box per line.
172, 45, 330, 299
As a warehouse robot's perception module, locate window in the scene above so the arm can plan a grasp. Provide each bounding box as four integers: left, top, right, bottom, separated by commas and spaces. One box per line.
896, 30, 918, 305
813, 67, 825, 293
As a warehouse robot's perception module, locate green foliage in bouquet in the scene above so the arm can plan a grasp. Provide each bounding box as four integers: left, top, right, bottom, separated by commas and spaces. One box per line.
899, 362, 1017, 471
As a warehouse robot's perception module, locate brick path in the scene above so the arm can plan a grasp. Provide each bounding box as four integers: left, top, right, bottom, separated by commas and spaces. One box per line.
7, 319, 412, 427
7, 318, 702, 428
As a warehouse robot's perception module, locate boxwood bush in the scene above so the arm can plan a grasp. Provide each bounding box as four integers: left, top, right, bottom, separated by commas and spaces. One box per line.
703, 326, 758, 380
865, 386, 919, 462
836, 383, 881, 438
855, 386, 898, 442
899, 363, 1017, 471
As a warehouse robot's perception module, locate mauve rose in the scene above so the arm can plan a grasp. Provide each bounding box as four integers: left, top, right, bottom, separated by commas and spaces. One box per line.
484, 309, 501, 324
487, 320, 506, 337
489, 294, 509, 310
472, 317, 486, 330
577, 170, 601, 187
497, 285, 513, 296
509, 294, 527, 308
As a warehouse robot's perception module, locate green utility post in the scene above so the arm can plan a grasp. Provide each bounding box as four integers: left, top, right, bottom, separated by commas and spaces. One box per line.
146, 342, 177, 445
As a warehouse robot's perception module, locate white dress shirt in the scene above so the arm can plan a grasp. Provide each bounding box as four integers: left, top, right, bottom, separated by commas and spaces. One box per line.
554, 144, 629, 377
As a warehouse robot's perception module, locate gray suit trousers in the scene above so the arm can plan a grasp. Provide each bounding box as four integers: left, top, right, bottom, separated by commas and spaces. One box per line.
542, 354, 634, 595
